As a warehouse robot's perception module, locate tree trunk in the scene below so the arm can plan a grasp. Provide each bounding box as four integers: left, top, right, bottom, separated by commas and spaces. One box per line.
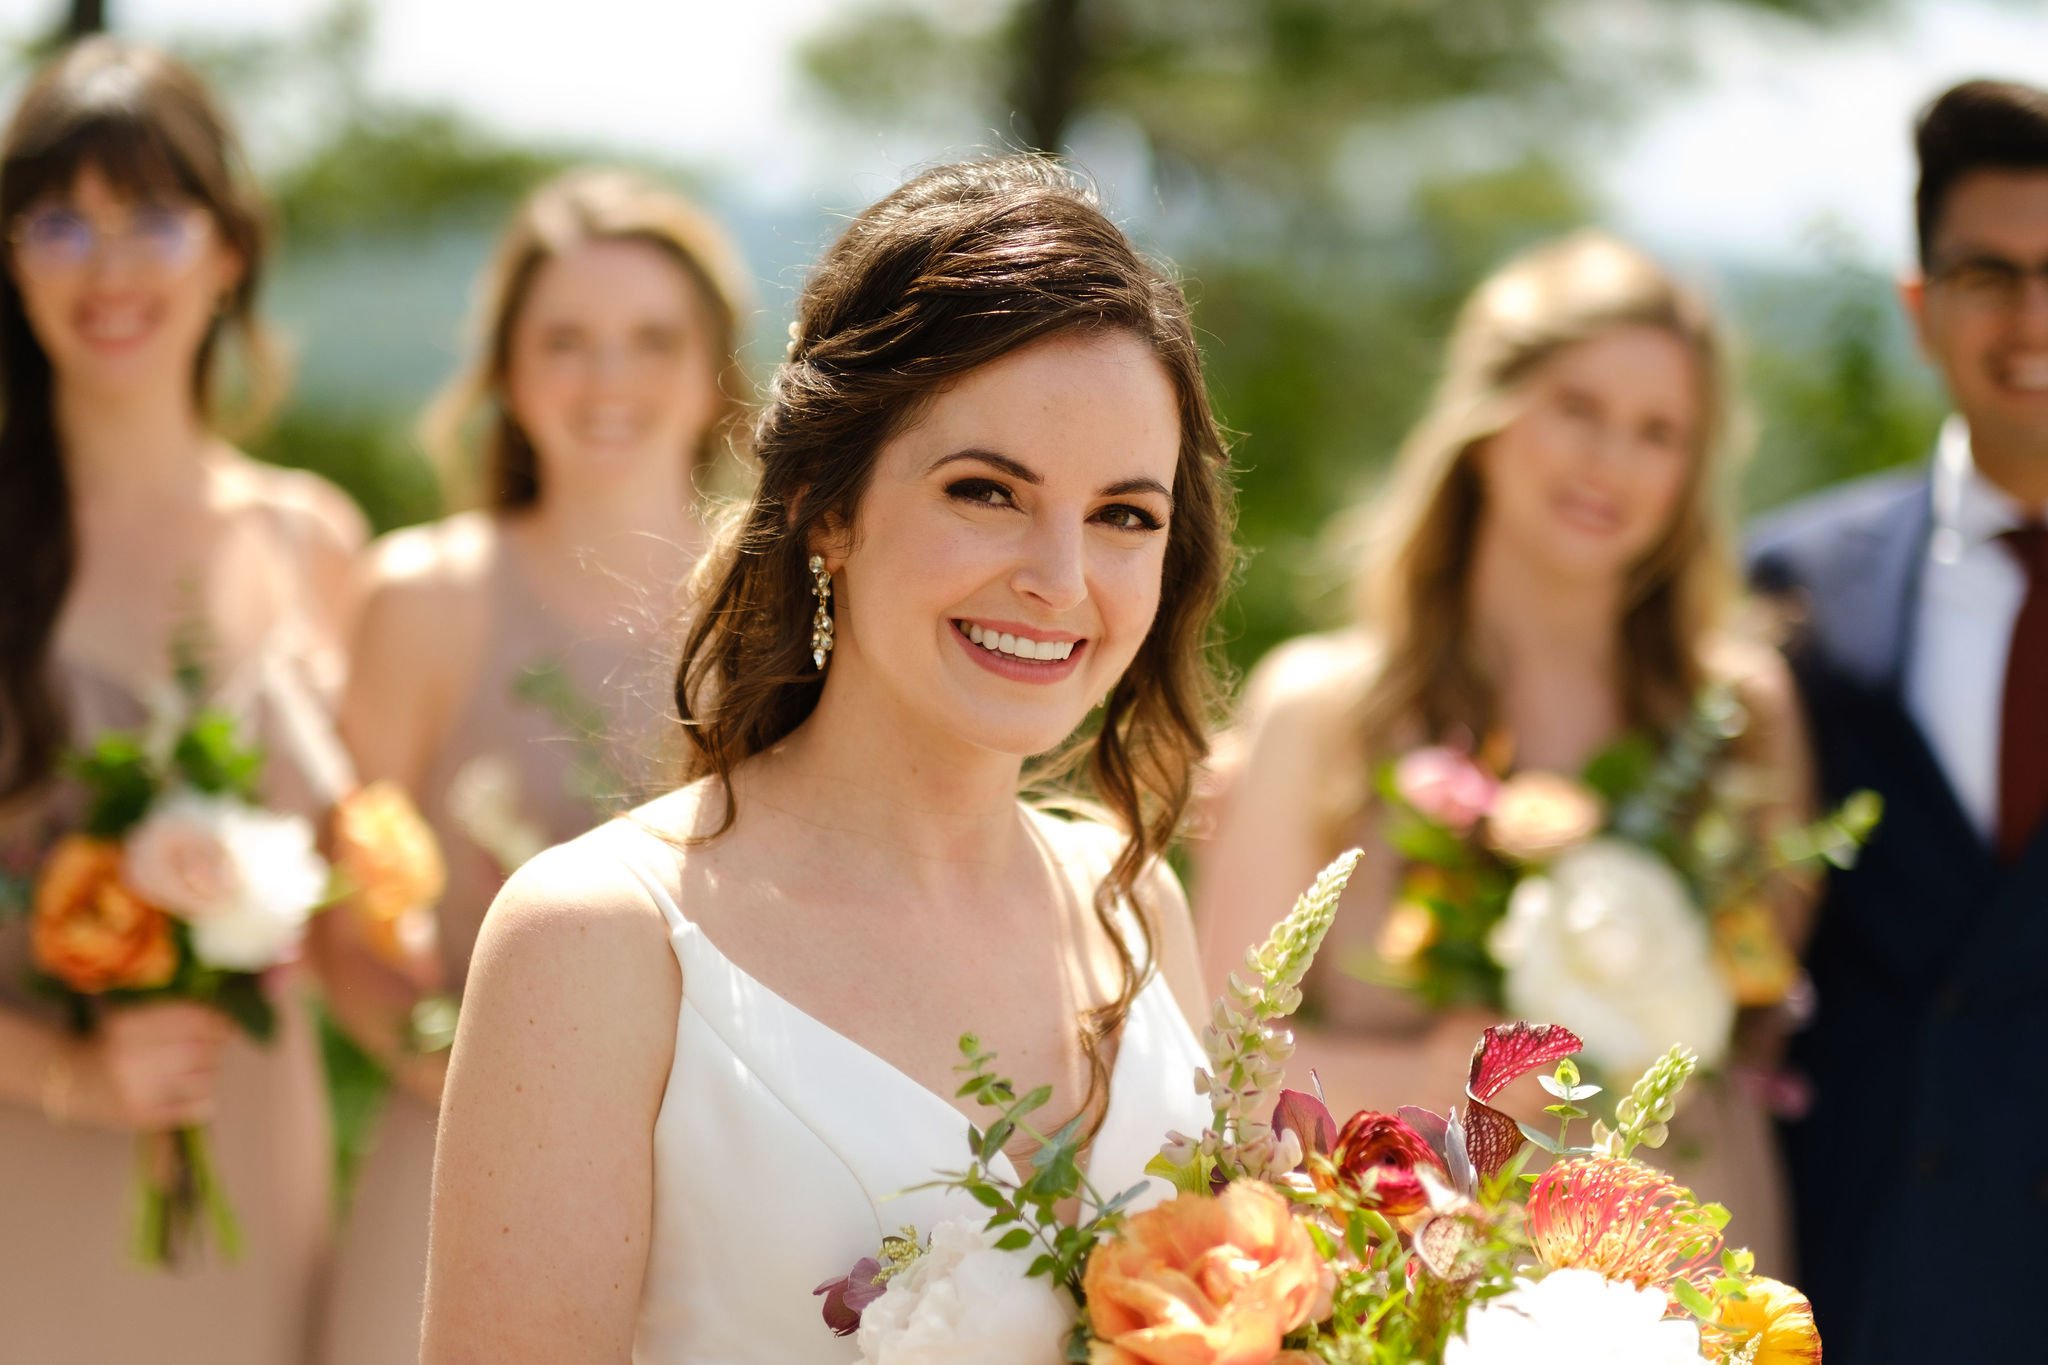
65, 0, 108, 38
1013, 0, 1086, 153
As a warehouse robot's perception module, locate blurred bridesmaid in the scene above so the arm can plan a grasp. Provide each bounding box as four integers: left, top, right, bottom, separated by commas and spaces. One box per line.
0, 39, 364, 1363
1195, 232, 1813, 1273
318, 167, 750, 1364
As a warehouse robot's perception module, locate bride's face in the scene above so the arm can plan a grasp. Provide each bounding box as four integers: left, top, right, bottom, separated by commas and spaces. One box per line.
819, 329, 1181, 759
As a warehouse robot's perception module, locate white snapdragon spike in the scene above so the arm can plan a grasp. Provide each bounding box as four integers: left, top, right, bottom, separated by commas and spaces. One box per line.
1446, 1270, 1706, 1365
854, 1219, 1074, 1365
962, 623, 1077, 661
1169, 849, 1362, 1184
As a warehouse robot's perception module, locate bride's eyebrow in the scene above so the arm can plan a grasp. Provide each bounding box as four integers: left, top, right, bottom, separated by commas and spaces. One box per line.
928, 448, 1040, 483
928, 449, 1174, 503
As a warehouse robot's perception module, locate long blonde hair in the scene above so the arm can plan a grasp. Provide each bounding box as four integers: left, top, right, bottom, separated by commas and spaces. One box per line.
1346, 231, 1738, 812
422, 167, 752, 509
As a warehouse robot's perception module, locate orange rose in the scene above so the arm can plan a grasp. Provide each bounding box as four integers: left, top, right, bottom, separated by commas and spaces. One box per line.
1085, 1182, 1323, 1365
32, 836, 178, 993
332, 781, 445, 970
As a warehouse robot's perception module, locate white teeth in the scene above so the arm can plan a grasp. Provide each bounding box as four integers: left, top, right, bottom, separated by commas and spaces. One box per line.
960, 623, 1076, 661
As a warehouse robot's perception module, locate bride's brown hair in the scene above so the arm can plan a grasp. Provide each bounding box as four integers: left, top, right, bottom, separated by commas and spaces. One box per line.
675, 156, 1236, 1124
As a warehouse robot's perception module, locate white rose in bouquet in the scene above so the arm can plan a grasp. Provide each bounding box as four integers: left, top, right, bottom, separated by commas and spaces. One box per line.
128, 791, 328, 971
855, 1218, 1074, 1365
1446, 1269, 1705, 1364
1488, 837, 1733, 1079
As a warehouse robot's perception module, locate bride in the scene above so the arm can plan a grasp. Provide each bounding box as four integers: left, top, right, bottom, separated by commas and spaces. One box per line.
423, 156, 1238, 1362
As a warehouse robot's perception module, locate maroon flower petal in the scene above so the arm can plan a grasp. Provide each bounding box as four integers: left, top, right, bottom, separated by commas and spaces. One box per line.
1461, 1097, 1525, 1181
1396, 1105, 1449, 1162
1274, 1088, 1338, 1164
814, 1256, 884, 1337
1467, 1022, 1584, 1102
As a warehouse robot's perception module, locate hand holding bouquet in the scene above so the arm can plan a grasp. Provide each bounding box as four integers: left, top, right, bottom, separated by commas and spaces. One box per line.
28, 705, 329, 1267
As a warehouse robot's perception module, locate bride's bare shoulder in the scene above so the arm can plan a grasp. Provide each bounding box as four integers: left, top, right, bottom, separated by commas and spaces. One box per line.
469, 818, 684, 1001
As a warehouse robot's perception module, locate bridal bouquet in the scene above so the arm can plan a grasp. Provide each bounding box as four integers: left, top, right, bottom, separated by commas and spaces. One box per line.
26, 699, 330, 1266
816, 852, 1822, 1363
1373, 683, 1878, 1077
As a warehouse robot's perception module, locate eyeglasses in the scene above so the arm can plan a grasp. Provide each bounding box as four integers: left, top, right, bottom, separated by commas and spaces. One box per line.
6, 205, 213, 274
1927, 253, 2048, 310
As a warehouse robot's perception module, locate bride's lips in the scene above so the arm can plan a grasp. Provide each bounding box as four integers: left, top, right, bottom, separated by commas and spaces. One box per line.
951, 619, 1086, 684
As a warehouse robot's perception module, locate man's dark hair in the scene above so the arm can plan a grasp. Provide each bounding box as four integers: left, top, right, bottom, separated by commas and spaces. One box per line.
1916, 79, 2048, 265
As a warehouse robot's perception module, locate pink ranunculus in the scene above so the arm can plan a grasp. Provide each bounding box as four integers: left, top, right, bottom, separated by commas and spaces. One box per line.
1393, 747, 1498, 834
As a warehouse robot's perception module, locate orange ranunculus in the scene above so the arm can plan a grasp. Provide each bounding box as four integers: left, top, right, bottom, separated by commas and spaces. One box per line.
1085, 1181, 1323, 1365
1713, 899, 1799, 1007
1711, 1276, 1822, 1363
332, 780, 445, 970
32, 836, 178, 993
1320, 1111, 1446, 1219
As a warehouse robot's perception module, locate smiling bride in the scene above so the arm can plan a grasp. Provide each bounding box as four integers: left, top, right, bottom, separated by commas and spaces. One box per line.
422, 156, 1238, 1364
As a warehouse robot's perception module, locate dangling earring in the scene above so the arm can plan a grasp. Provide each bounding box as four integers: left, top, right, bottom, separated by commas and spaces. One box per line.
808, 555, 835, 670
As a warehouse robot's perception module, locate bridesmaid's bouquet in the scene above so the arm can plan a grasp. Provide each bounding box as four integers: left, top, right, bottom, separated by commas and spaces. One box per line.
816, 853, 1824, 1364
28, 701, 328, 1267
1373, 683, 1879, 1078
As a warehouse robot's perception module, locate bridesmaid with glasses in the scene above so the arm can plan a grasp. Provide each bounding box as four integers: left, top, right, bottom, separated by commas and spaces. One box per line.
0, 38, 363, 1364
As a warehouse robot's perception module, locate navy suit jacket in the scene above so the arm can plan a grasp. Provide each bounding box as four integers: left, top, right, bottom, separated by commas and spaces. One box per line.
1749, 469, 2048, 1363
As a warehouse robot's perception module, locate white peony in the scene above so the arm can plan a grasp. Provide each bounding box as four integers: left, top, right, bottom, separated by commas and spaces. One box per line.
855, 1219, 1075, 1365
1488, 838, 1733, 1079
1446, 1269, 1706, 1364
126, 790, 329, 971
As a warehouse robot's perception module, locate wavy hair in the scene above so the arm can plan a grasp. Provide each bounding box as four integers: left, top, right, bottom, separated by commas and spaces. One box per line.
674, 156, 1236, 1129
1339, 231, 1737, 828
0, 37, 278, 804
421, 166, 752, 509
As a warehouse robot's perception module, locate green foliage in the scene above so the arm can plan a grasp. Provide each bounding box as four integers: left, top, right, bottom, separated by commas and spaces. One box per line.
934, 1034, 1146, 1304
171, 711, 265, 800
69, 732, 160, 838
249, 405, 442, 536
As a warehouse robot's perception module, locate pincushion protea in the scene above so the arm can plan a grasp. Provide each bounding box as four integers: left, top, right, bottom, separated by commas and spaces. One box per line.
1526, 1156, 1722, 1292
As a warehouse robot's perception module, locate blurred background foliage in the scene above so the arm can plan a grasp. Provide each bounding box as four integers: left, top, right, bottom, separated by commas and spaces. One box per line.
8, 0, 1957, 1194
11, 0, 1950, 673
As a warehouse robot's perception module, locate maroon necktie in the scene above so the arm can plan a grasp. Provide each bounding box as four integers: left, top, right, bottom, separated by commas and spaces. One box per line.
2000, 522, 2048, 862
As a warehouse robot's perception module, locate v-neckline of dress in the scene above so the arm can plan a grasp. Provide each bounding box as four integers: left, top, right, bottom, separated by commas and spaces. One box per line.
652, 812, 1163, 1199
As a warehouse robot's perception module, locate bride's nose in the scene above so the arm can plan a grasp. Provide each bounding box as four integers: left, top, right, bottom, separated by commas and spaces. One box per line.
1011, 514, 1088, 612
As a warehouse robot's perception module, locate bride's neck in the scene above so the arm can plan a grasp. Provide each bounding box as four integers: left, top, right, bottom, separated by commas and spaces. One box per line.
747, 666, 1030, 884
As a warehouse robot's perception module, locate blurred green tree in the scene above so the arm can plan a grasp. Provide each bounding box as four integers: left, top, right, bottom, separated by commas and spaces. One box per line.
799, 0, 1926, 669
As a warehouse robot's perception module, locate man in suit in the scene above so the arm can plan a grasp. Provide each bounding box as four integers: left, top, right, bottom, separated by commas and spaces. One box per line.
1750, 79, 2048, 1361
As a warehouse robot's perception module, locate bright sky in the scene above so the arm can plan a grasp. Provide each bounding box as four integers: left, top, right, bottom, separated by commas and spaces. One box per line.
35, 0, 2048, 269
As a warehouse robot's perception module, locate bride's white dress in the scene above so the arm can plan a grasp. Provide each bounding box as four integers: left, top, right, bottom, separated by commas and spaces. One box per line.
603, 817, 1211, 1364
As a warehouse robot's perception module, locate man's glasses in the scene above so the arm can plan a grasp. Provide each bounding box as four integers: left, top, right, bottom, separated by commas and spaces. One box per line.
1928, 253, 2048, 310
6, 205, 212, 274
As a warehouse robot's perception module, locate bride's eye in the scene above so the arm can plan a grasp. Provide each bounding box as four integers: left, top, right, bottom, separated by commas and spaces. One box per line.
1094, 503, 1163, 532
946, 478, 1016, 509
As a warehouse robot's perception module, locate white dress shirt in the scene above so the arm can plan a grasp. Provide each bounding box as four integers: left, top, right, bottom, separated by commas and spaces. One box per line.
1906, 417, 2035, 844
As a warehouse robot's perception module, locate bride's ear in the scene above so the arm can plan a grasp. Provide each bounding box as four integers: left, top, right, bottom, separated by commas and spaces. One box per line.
792, 488, 853, 573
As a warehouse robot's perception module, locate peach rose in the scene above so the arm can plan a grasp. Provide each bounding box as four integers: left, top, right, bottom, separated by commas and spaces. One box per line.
1485, 772, 1604, 863
1085, 1182, 1322, 1365
33, 837, 178, 993
122, 794, 242, 921
333, 780, 446, 969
